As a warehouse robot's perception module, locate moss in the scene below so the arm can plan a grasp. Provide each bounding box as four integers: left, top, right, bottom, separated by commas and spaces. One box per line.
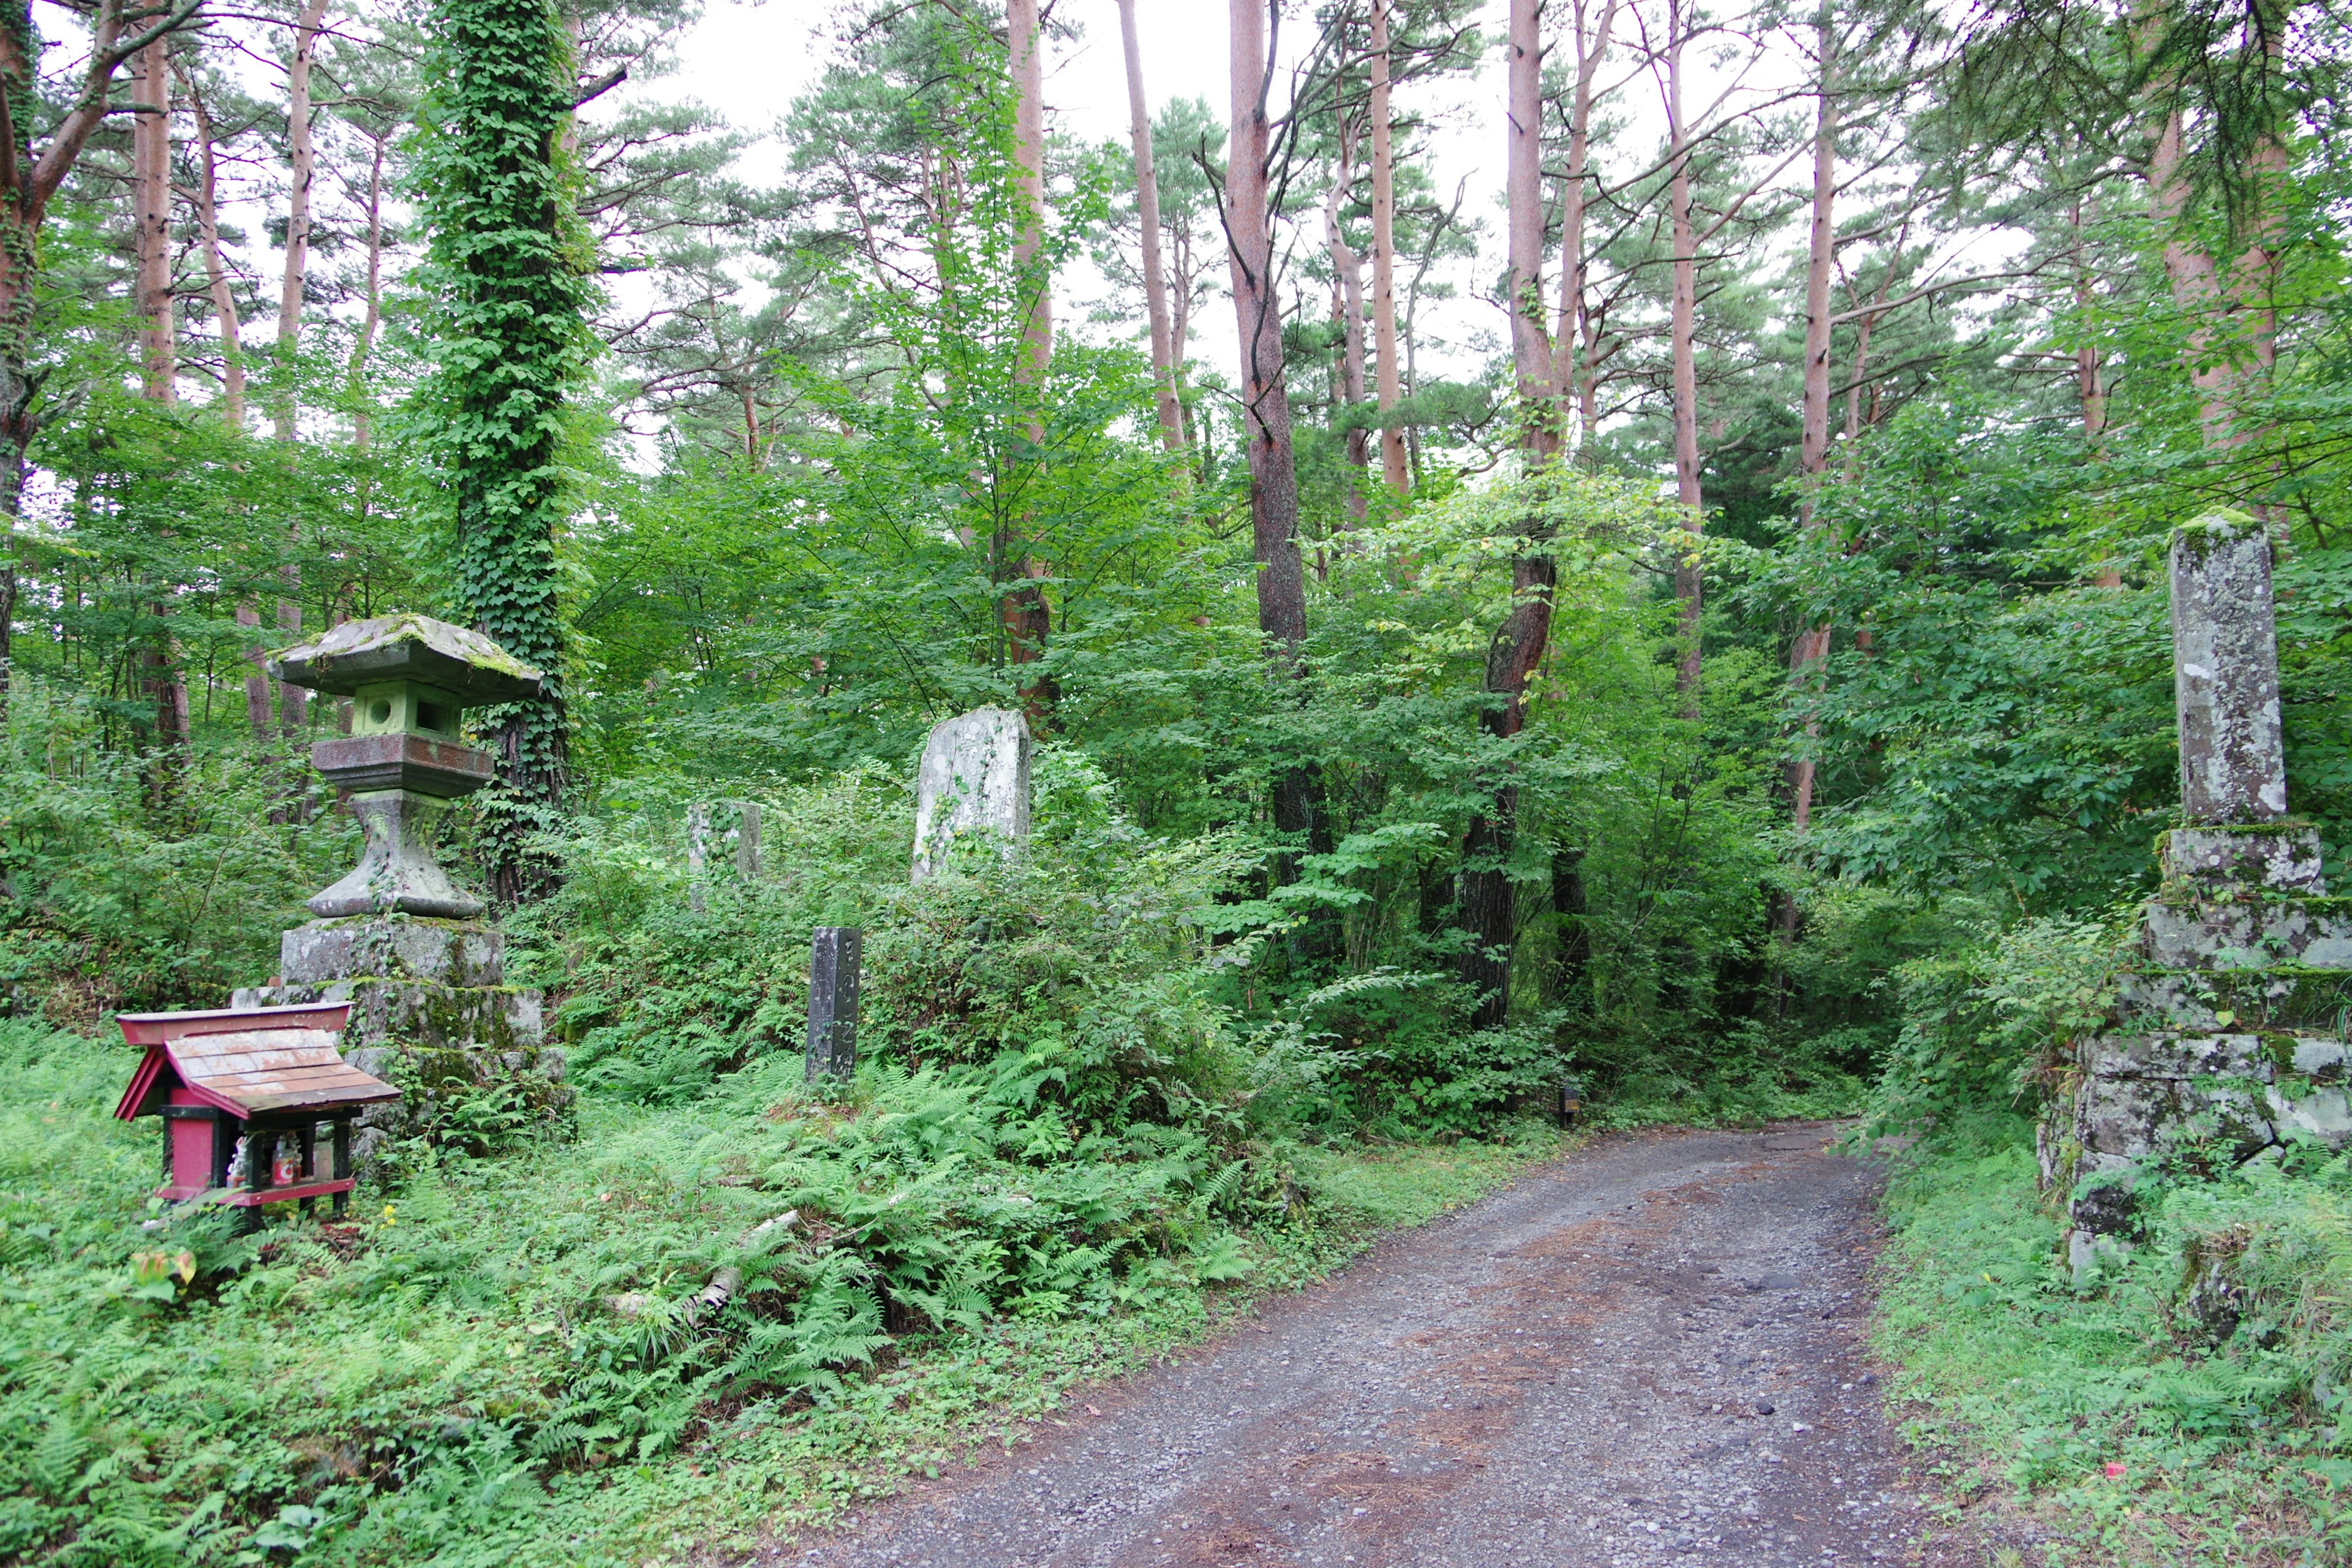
2168, 507, 2263, 565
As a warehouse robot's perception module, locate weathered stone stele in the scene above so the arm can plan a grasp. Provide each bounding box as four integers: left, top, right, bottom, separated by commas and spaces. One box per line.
241, 614, 571, 1154
2044, 513, 2352, 1273
2169, 513, 2290, 823
912, 706, 1031, 881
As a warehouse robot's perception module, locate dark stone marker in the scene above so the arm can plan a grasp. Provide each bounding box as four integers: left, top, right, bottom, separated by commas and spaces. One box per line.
807, 927, 862, 1082
2171, 512, 2288, 824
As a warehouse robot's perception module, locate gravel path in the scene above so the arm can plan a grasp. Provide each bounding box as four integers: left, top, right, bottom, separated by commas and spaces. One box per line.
793, 1124, 2014, 1568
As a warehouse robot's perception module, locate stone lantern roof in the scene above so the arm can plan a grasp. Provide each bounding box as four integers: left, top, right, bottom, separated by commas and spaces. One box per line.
270, 613, 544, 703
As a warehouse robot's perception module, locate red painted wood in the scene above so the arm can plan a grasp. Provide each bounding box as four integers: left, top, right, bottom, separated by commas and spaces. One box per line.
149, 1177, 357, 1207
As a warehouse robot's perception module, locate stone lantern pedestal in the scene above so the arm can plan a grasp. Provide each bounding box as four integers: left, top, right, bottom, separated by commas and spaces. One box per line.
232, 616, 571, 1149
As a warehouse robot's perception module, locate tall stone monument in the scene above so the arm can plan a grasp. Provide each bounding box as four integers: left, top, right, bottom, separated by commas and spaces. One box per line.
912, 707, 1032, 880
2044, 513, 2352, 1268
232, 615, 571, 1144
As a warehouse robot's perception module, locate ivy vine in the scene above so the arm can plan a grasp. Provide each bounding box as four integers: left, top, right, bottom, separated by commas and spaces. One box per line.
408, 0, 594, 903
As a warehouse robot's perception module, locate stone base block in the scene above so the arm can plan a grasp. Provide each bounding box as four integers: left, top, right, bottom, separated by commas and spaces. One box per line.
2059, 1030, 2352, 1236
2141, 897, 2352, 970
279, 916, 507, 988
2114, 965, 2352, 1031
230, 974, 568, 1157
232, 975, 546, 1055
2162, 825, 2326, 899
337, 1035, 575, 1159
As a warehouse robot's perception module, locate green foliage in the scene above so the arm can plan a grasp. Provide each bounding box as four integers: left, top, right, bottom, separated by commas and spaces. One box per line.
0, 680, 356, 1017
1877, 1126, 2352, 1562
0, 1014, 1559, 1566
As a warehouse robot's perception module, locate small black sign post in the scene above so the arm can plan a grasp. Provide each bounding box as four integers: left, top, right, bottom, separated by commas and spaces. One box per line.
807, 927, 862, 1083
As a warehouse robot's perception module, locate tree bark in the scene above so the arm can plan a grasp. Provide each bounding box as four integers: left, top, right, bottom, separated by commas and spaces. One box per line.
1002, 0, 1055, 722
1785, 7, 1839, 840
1225, 0, 1306, 661
236, 602, 273, 739
1460, 0, 1569, 1031
134, 36, 176, 404
178, 63, 245, 431
1324, 137, 1368, 523
350, 131, 386, 447
1665, 0, 1702, 702
1116, 0, 1184, 455
1368, 0, 1408, 496
2149, 108, 2278, 455
1551, 0, 1616, 453
1504, 0, 1556, 459
132, 36, 193, 782
274, 0, 328, 442
1225, 0, 1316, 867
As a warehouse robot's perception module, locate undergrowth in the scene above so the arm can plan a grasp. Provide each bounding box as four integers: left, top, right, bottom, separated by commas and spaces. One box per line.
1868, 912, 2352, 1566
0, 1018, 1563, 1566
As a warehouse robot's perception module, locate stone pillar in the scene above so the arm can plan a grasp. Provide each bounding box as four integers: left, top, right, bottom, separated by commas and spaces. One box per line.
734, 801, 763, 880
2171, 512, 2288, 824
807, 927, 862, 1082
2045, 512, 2352, 1286
913, 707, 1032, 881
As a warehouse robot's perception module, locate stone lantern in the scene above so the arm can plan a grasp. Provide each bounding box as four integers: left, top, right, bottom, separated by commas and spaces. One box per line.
232, 614, 570, 1147
271, 614, 540, 919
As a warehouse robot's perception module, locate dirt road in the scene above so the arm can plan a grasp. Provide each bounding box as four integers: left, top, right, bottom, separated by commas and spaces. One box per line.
795, 1124, 2018, 1567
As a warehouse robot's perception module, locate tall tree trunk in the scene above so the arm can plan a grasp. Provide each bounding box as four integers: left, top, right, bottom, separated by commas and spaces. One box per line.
1504, 0, 1556, 461
1225, 0, 1316, 858
2069, 195, 2106, 447
0, 0, 185, 725
1665, 0, 1702, 702
424, 0, 587, 905
271, 0, 328, 748
134, 37, 176, 404
178, 65, 245, 431
1226, 0, 1306, 660
2149, 106, 2280, 456
274, 0, 328, 442
1324, 138, 1368, 523
1785, 8, 1839, 841
1002, 0, 1055, 722
1368, 0, 1408, 496
1461, 0, 1567, 1031
134, 37, 193, 786
1553, 0, 1616, 456
236, 603, 273, 739
1115, 0, 1184, 455
350, 133, 386, 448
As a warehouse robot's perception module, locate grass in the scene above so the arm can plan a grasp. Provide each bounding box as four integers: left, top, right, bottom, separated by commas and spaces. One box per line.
0, 1020, 1570, 1567
1871, 1121, 2352, 1567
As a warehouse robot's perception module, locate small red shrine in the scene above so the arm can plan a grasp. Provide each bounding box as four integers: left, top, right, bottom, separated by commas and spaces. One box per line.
114, 1002, 401, 1216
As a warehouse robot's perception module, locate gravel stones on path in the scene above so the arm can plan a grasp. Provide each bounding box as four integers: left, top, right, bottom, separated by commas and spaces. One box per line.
784, 1125, 2019, 1568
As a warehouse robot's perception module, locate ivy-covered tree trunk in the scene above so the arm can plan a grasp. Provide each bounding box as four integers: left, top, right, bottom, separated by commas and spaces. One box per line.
414, 0, 592, 905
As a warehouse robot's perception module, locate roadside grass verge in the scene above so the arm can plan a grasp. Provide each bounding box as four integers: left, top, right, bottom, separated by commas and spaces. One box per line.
1873, 1120, 2352, 1567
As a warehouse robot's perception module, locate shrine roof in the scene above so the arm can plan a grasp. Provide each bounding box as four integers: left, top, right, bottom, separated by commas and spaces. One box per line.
115, 1026, 400, 1121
